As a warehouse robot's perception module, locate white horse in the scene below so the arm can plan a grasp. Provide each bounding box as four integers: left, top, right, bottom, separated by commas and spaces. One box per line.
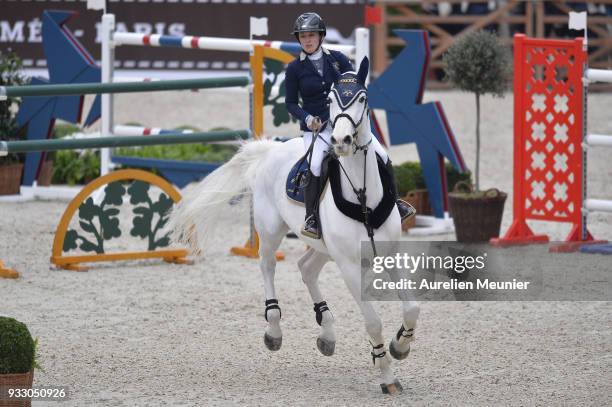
169, 57, 419, 394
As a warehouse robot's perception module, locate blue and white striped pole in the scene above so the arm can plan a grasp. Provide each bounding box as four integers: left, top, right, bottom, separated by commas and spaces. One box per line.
112, 32, 355, 58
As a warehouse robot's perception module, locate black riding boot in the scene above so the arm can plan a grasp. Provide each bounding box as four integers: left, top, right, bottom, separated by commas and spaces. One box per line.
301, 171, 322, 239
385, 160, 417, 222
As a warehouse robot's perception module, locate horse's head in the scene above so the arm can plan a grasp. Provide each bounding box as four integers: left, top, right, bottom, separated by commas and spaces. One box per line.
328, 57, 370, 157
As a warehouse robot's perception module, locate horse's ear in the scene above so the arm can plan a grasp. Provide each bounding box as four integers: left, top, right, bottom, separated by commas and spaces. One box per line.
357, 56, 369, 85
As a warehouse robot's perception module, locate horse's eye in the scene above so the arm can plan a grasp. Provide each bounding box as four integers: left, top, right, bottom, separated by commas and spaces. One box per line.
359, 96, 366, 103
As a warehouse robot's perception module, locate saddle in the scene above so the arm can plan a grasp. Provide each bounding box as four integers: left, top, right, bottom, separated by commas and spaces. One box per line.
286, 153, 396, 229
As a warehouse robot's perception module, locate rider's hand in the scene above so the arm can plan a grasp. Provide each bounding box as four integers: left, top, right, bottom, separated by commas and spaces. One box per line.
306, 115, 322, 132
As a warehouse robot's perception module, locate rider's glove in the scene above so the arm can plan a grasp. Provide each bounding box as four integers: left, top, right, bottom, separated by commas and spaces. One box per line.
306, 115, 322, 132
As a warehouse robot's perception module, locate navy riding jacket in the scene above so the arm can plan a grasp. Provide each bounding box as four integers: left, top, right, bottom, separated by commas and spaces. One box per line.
285, 48, 353, 132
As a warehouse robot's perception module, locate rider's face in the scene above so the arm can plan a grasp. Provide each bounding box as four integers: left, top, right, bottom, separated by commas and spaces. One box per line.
298, 31, 322, 54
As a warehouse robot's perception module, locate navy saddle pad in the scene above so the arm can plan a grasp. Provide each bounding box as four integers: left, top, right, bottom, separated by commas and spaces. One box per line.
285, 153, 396, 229
285, 155, 311, 204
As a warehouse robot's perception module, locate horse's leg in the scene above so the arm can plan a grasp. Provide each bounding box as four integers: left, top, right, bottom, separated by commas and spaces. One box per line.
254, 198, 288, 352
297, 248, 335, 356
336, 260, 402, 395
389, 268, 420, 360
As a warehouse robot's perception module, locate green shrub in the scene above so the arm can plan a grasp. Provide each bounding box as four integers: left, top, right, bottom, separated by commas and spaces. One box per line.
111, 125, 238, 165
394, 161, 420, 196
445, 162, 472, 193
0, 51, 28, 165
114, 143, 238, 163
393, 161, 472, 196
49, 123, 239, 184
0, 317, 36, 374
52, 150, 100, 185
49, 122, 102, 185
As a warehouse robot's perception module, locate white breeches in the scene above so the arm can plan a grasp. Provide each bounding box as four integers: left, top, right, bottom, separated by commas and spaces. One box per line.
303, 128, 389, 176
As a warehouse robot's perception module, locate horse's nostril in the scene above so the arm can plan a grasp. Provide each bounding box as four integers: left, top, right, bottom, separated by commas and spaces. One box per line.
343, 135, 352, 145
331, 138, 337, 145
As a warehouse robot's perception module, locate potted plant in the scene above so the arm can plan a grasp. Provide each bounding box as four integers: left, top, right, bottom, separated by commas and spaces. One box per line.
0, 51, 27, 195
394, 161, 473, 230
442, 30, 512, 242
0, 316, 40, 406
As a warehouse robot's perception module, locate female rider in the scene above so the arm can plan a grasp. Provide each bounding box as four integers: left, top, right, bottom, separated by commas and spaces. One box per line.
285, 12, 415, 239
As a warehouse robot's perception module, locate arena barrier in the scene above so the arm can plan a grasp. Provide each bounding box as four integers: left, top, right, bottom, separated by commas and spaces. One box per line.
491, 34, 611, 252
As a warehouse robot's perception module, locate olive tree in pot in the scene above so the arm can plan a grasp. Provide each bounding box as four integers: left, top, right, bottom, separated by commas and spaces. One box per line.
0, 51, 27, 195
442, 30, 512, 242
0, 317, 41, 407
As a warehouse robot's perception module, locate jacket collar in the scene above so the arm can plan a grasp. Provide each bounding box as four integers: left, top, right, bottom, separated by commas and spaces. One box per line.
300, 46, 331, 61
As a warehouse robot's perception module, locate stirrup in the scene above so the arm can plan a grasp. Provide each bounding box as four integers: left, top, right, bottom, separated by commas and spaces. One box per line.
397, 199, 416, 222
301, 215, 321, 239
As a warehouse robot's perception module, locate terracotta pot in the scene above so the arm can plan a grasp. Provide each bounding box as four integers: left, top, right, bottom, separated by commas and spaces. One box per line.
37, 160, 53, 187
0, 370, 33, 407
0, 164, 23, 195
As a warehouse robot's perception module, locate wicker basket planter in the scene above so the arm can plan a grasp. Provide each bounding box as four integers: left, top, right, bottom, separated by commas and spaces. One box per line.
448, 188, 507, 242
0, 164, 23, 195
0, 370, 33, 407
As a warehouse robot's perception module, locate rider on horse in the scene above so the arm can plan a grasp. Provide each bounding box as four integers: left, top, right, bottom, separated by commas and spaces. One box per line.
285, 12, 416, 239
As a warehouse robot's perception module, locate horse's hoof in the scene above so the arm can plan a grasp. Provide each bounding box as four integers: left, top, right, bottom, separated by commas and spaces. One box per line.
380, 379, 403, 395
264, 333, 282, 351
389, 339, 410, 360
316, 337, 335, 356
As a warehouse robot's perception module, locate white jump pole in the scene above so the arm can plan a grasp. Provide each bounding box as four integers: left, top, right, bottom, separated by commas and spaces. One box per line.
578, 12, 590, 241
584, 199, 612, 213
112, 32, 356, 58
573, 11, 612, 240
586, 68, 612, 83
100, 13, 115, 176
354, 27, 370, 79
113, 125, 194, 136
586, 134, 612, 147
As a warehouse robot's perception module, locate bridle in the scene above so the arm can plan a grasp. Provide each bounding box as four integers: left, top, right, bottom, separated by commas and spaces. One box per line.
326, 78, 378, 256
329, 81, 371, 153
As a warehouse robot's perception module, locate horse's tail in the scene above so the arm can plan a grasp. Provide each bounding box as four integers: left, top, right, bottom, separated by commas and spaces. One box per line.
168, 139, 279, 255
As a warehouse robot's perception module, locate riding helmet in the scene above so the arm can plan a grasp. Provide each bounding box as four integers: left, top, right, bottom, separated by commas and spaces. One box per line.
291, 12, 326, 39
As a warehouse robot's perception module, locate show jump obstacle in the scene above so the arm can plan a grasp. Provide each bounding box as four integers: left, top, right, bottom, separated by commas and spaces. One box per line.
491, 33, 611, 252
0, 78, 251, 276
99, 13, 369, 175
98, 13, 367, 260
